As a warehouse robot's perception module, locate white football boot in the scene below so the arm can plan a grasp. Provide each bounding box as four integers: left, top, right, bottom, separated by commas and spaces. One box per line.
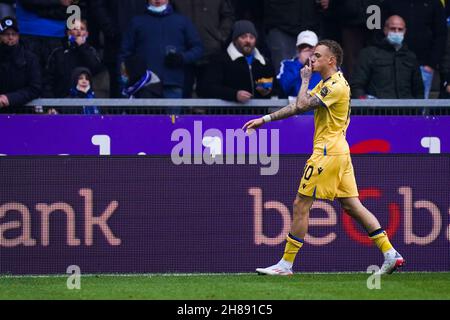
256, 261, 293, 276
375, 250, 405, 275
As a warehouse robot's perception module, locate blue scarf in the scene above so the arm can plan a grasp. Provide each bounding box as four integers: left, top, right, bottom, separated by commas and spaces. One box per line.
69, 87, 100, 115
122, 70, 153, 98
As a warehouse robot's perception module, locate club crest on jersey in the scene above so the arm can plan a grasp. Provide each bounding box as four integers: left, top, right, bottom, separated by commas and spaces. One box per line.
320, 87, 330, 98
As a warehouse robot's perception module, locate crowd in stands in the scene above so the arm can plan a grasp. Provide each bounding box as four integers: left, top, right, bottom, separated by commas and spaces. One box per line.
1, 0, 450, 113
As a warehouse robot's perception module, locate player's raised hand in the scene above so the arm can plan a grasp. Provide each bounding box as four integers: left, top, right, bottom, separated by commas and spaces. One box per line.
301, 58, 312, 81
242, 117, 265, 133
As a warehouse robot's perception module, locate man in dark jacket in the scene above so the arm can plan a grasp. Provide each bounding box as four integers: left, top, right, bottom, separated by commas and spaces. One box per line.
43, 19, 104, 98
200, 20, 275, 102
88, 0, 146, 97
263, 0, 321, 74
171, 0, 235, 97
382, 0, 447, 98
0, 16, 41, 109
120, 0, 203, 100
351, 15, 424, 99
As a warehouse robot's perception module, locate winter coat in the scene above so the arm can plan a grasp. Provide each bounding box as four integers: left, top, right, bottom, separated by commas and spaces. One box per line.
200, 43, 275, 101
0, 43, 41, 107
382, 0, 447, 69
351, 39, 424, 99
120, 7, 203, 88
43, 41, 104, 98
171, 0, 235, 60
263, 0, 321, 36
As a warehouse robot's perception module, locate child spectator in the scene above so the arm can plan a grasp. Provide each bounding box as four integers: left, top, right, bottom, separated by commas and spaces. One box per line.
68, 67, 100, 115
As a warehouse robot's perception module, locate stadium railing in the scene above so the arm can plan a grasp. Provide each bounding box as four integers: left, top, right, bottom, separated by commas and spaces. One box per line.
3, 98, 449, 115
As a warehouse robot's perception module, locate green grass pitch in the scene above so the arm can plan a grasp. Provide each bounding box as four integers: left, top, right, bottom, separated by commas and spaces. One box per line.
1, 273, 449, 300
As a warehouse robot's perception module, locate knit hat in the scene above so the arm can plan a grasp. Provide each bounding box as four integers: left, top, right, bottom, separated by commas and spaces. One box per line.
232, 20, 258, 40
0, 17, 19, 33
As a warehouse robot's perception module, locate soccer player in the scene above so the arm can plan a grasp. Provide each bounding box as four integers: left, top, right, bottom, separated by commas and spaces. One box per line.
242, 40, 405, 276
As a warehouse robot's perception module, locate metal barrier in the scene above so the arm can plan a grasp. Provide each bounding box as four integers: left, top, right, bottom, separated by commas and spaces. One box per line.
1, 98, 448, 115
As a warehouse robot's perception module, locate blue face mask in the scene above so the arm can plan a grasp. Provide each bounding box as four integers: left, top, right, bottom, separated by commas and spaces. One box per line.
387, 32, 404, 46
147, 4, 168, 13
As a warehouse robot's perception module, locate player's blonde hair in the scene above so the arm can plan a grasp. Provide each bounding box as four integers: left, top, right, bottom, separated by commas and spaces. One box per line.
317, 40, 344, 68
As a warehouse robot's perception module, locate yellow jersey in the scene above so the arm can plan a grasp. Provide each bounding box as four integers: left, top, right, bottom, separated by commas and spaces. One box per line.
310, 71, 351, 156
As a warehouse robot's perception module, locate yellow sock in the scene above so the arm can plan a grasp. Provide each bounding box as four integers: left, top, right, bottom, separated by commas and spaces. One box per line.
369, 229, 393, 254
282, 233, 304, 263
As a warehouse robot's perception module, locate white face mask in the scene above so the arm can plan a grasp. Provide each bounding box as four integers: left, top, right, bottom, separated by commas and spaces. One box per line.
147, 4, 168, 13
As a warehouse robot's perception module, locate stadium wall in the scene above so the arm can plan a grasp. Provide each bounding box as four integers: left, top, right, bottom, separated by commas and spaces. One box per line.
0, 155, 449, 274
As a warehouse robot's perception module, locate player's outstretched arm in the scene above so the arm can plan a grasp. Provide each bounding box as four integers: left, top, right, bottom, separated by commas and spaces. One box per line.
242, 103, 299, 133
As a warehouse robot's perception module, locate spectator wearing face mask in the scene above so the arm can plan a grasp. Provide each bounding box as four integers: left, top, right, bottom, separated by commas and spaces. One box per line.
277, 30, 322, 99
351, 15, 424, 99
382, 0, 447, 99
0, 16, 41, 110
43, 19, 104, 98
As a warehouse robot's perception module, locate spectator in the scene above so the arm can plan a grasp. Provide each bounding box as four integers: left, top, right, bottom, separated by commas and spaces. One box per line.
16, 0, 79, 70
120, 54, 163, 99
277, 30, 322, 99
88, 0, 146, 97
120, 0, 203, 104
200, 20, 275, 102
0, 1, 15, 19
68, 67, 100, 115
382, 0, 447, 99
263, 0, 321, 74
351, 15, 424, 99
171, 0, 235, 97
43, 19, 104, 98
0, 16, 41, 110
